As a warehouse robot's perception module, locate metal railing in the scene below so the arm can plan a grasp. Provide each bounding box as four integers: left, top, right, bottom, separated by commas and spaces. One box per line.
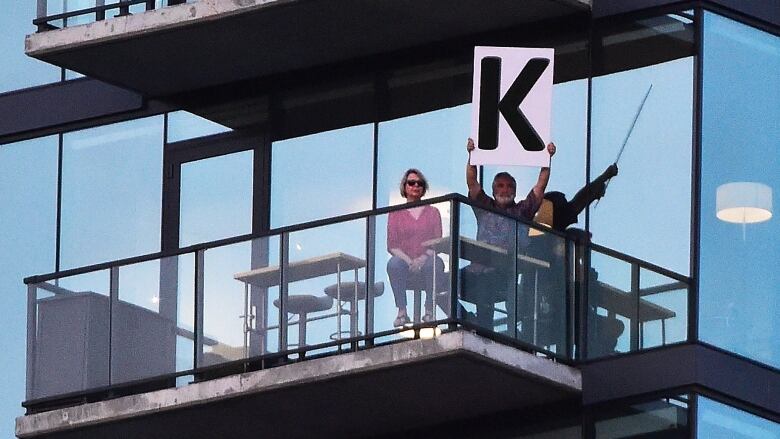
34, 0, 187, 32
23, 194, 690, 412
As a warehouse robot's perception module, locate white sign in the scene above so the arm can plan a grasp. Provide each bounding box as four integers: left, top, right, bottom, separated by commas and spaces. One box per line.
470, 46, 554, 167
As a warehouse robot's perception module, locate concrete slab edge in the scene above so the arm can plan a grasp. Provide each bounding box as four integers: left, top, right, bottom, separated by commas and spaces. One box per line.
16, 330, 581, 438
25, 0, 294, 56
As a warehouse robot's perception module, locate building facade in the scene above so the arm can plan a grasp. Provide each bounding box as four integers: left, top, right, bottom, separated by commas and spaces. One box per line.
1, 0, 778, 438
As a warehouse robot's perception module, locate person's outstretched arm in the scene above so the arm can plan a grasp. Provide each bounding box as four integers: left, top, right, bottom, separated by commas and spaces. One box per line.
465, 138, 482, 200
531, 142, 556, 200
569, 163, 618, 215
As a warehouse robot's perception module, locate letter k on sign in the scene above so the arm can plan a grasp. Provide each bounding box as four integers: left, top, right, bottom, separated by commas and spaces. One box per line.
470, 47, 554, 167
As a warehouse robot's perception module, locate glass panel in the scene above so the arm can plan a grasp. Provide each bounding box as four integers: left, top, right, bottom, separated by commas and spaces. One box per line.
518, 227, 569, 355
458, 204, 517, 334
587, 251, 633, 358
590, 13, 694, 276
61, 116, 164, 269
29, 271, 110, 399
0, 2, 60, 93
179, 149, 253, 247
166, 111, 232, 143
377, 105, 470, 208
639, 268, 687, 349
700, 12, 780, 369
372, 202, 451, 337
283, 220, 366, 352
698, 396, 779, 439
271, 124, 373, 227
201, 237, 280, 367
1, 136, 58, 435
594, 396, 689, 439
111, 255, 194, 384
587, 249, 684, 358
590, 56, 693, 275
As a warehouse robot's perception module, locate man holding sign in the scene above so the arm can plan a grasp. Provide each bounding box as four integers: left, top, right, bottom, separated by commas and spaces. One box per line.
460, 46, 557, 330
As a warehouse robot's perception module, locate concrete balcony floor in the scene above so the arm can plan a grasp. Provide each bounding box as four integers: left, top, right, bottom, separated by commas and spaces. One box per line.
17, 330, 581, 439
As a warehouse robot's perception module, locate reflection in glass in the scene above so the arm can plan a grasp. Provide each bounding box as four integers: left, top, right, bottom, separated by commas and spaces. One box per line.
271, 124, 373, 227
284, 220, 366, 351
586, 249, 684, 358
698, 396, 779, 439
699, 12, 780, 369
0, 136, 58, 433
180, 150, 253, 247
61, 116, 164, 269
590, 57, 693, 276
594, 396, 689, 439
29, 271, 110, 400
202, 237, 280, 367
112, 255, 193, 384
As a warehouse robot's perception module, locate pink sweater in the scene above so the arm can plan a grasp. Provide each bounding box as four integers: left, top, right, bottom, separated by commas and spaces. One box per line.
387, 205, 442, 259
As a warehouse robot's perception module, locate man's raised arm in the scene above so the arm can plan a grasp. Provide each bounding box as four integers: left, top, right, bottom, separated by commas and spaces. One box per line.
531, 142, 556, 200
465, 138, 482, 199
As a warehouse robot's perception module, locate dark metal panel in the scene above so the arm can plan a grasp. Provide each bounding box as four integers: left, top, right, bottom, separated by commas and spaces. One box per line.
582, 344, 698, 405
582, 343, 780, 416
593, 0, 780, 29
695, 344, 780, 416
0, 79, 142, 139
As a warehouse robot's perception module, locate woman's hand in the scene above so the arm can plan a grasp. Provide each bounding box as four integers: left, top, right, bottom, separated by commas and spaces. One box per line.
409, 254, 428, 272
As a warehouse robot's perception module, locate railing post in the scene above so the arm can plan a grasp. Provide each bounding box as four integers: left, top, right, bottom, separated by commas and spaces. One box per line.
117, 0, 131, 17
194, 250, 205, 369
630, 263, 641, 351
109, 266, 119, 385
96, 0, 106, 21
279, 233, 289, 353
449, 199, 460, 331
364, 215, 376, 347
574, 234, 590, 360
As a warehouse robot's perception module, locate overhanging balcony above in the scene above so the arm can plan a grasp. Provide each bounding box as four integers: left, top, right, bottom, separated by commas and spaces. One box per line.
25, 0, 590, 97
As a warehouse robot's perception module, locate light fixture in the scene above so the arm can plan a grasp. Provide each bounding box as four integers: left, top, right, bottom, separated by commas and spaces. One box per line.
716, 182, 772, 239
716, 182, 773, 223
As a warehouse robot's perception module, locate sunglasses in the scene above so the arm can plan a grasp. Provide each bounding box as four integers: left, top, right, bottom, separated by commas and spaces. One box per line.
405, 180, 425, 187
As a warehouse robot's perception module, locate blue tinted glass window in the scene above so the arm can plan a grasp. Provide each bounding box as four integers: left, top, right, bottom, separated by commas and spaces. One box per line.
166, 111, 232, 143
699, 12, 780, 368
271, 124, 373, 227
0, 3, 60, 93
698, 397, 779, 439
0, 136, 58, 438
590, 57, 693, 276
377, 105, 469, 207
61, 116, 164, 268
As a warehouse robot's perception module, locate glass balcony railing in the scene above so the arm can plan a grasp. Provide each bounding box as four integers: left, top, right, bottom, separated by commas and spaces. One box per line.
23, 194, 690, 409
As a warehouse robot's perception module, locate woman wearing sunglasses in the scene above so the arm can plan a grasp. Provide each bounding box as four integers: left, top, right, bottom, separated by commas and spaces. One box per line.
387, 168, 445, 327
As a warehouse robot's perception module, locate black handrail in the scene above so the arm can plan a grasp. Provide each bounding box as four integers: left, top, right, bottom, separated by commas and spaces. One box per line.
33, 0, 157, 31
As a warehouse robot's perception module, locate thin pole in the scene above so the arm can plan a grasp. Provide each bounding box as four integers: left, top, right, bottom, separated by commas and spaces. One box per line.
594, 84, 653, 209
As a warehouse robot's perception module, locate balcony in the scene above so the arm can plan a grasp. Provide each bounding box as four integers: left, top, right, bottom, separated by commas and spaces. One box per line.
18, 195, 688, 438
25, 0, 590, 97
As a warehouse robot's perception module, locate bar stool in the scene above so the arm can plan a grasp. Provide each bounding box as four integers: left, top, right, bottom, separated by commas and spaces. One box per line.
273, 294, 333, 348
406, 272, 449, 324
323, 281, 384, 339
